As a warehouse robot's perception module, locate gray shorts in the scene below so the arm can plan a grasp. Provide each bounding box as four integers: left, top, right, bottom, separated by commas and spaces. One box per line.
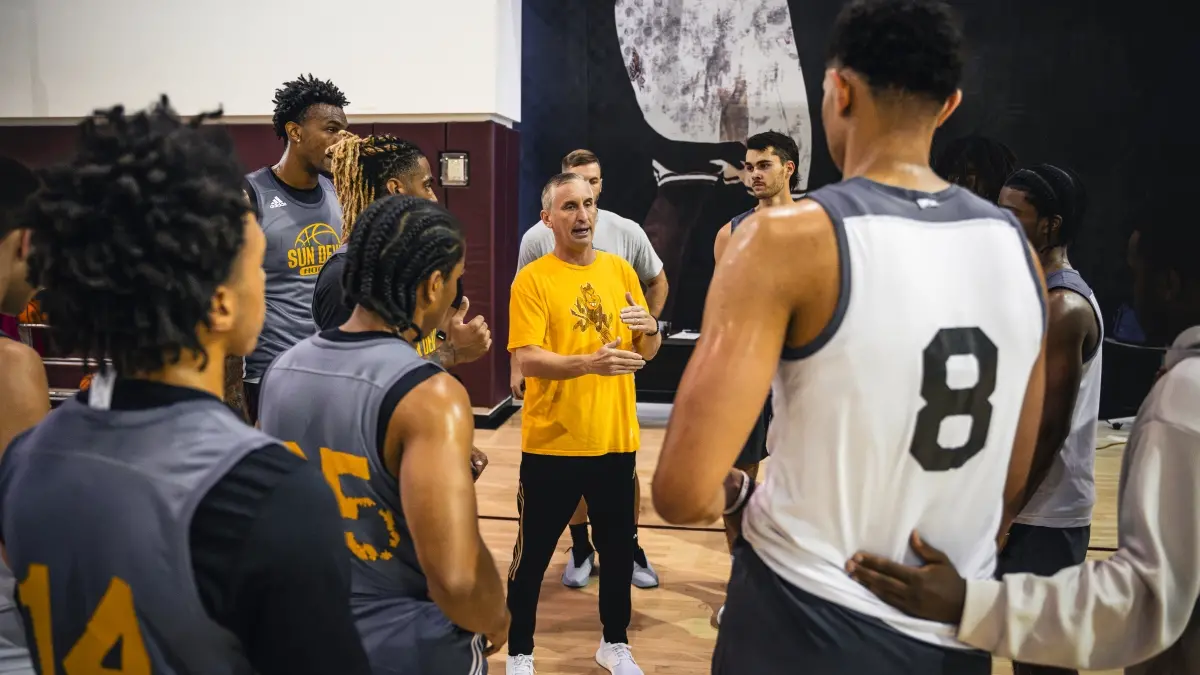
355, 599, 486, 675
0, 608, 31, 675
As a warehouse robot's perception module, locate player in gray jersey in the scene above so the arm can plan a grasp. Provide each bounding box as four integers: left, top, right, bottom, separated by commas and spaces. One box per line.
655, 1, 1048, 673
260, 195, 509, 674
235, 74, 349, 424
0, 98, 369, 675
0, 155, 44, 675
994, 164, 1100, 675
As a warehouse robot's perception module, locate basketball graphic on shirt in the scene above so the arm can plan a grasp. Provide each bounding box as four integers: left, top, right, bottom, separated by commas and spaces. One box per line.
571, 283, 614, 343
288, 222, 341, 276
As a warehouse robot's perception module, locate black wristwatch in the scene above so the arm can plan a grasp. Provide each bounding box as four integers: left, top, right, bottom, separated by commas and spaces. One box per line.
645, 320, 663, 337
435, 330, 448, 343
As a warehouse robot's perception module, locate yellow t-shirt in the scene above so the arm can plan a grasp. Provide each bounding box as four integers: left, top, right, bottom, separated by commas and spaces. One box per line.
509, 251, 647, 456
416, 332, 439, 357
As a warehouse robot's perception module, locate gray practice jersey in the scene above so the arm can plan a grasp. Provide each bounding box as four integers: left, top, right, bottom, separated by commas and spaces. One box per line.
518, 208, 663, 283
258, 331, 469, 660
0, 329, 30, 675
0, 386, 275, 674
244, 167, 343, 381
1015, 268, 1103, 528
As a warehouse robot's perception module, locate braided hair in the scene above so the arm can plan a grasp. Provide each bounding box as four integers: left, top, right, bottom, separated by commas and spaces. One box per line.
341, 194, 464, 338
934, 135, 1017, 203
1003, 163, 1087, 248
26, 96, 250, 375
328, 133, 427, 240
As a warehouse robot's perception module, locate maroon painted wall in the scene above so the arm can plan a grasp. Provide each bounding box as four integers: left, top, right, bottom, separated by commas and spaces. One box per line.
0, 120, 518, 412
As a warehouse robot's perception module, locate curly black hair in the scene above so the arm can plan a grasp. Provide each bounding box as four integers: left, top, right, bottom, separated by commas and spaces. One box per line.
0, 155, 39, 236
271, 74, 350, 140
27, 96, 251, 375
934, 135, 1017, 203
328, 133, 426, 239
341, 194, 464, 338
747, 131, 801, 190
1004, 164, 1088, 247
828, 0, 964, 103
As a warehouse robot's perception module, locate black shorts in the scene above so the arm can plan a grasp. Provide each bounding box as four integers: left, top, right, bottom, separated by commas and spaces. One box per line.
996, 523, 1090, 578
242, 381, 261, 425
714, 540, 991, 675
735, 396, 772, 468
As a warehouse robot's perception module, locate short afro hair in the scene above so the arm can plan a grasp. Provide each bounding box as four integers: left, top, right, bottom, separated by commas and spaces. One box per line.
828, 0, 964, 103
271, 73, 349, 140
746, 131, 801, 190
27, 96, 251, 375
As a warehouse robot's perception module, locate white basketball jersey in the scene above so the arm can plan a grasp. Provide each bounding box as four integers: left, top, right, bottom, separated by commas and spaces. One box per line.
743, 177, 1045, 649
1015, 270, 1103, 528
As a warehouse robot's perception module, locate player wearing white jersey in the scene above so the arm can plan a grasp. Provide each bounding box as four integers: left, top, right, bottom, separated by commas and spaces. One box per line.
652, 1, 1048, 673
847, 208, 1200, 675
994, 165, 1101, 675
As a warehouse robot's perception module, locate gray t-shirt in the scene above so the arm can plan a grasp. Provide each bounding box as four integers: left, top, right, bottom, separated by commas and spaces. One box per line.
517, 208, 663, 282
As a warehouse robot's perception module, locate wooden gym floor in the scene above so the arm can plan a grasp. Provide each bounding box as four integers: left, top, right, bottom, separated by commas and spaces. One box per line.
472, 404, 1128, 674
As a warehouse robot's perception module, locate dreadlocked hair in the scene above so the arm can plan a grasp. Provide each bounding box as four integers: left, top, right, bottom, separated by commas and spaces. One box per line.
27, 95, 250, 376
328, 133, 427, 240
271, 73, 349, 140
341, 194, 464, 338
934, 135, 1017, 203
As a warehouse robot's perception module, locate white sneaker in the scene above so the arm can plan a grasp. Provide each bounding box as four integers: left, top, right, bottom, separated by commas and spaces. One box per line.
506, 653, 535, 674
595, 640, 643, 675
561, 547, 595, 588
631, 557, 659, 588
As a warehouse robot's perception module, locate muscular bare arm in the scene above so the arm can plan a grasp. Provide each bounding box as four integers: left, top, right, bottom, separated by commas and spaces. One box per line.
643, 270, 669, 318
999, 251, 1048, 541
1017, 290, 1093, 513
389, 373, 508, 642
655, 205, 834, 524
713, 222, 733, 265
0, 340, 49, 452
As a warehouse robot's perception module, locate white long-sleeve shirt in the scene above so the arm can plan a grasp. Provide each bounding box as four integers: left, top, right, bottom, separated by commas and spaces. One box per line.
958, 325, 1200, 673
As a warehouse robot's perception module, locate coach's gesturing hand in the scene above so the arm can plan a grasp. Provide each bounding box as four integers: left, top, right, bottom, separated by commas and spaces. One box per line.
844, 531, 967, 624
588, 337, 645, 376
621, 291, 657, 334
446, 296, 491, 365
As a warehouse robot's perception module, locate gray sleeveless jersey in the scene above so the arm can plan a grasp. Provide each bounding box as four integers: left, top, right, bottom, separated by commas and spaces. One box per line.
257, 333, 450, 641
0, 330, 30, 674
0, 395, 275, 674
244, 167, 343, 381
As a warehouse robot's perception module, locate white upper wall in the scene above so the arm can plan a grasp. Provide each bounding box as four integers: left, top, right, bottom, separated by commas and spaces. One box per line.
0, 0, 521, 122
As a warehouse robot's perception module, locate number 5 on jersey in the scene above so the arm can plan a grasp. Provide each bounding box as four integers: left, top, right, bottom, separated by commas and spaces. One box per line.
18, 563, 150, 675
284, 441, 401, 561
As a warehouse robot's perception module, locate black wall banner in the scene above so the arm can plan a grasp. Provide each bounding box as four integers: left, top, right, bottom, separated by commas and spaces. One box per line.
520, 0, 1185, 334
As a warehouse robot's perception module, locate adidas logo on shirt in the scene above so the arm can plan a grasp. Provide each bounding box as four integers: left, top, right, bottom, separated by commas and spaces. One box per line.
268, 196, 286, 209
